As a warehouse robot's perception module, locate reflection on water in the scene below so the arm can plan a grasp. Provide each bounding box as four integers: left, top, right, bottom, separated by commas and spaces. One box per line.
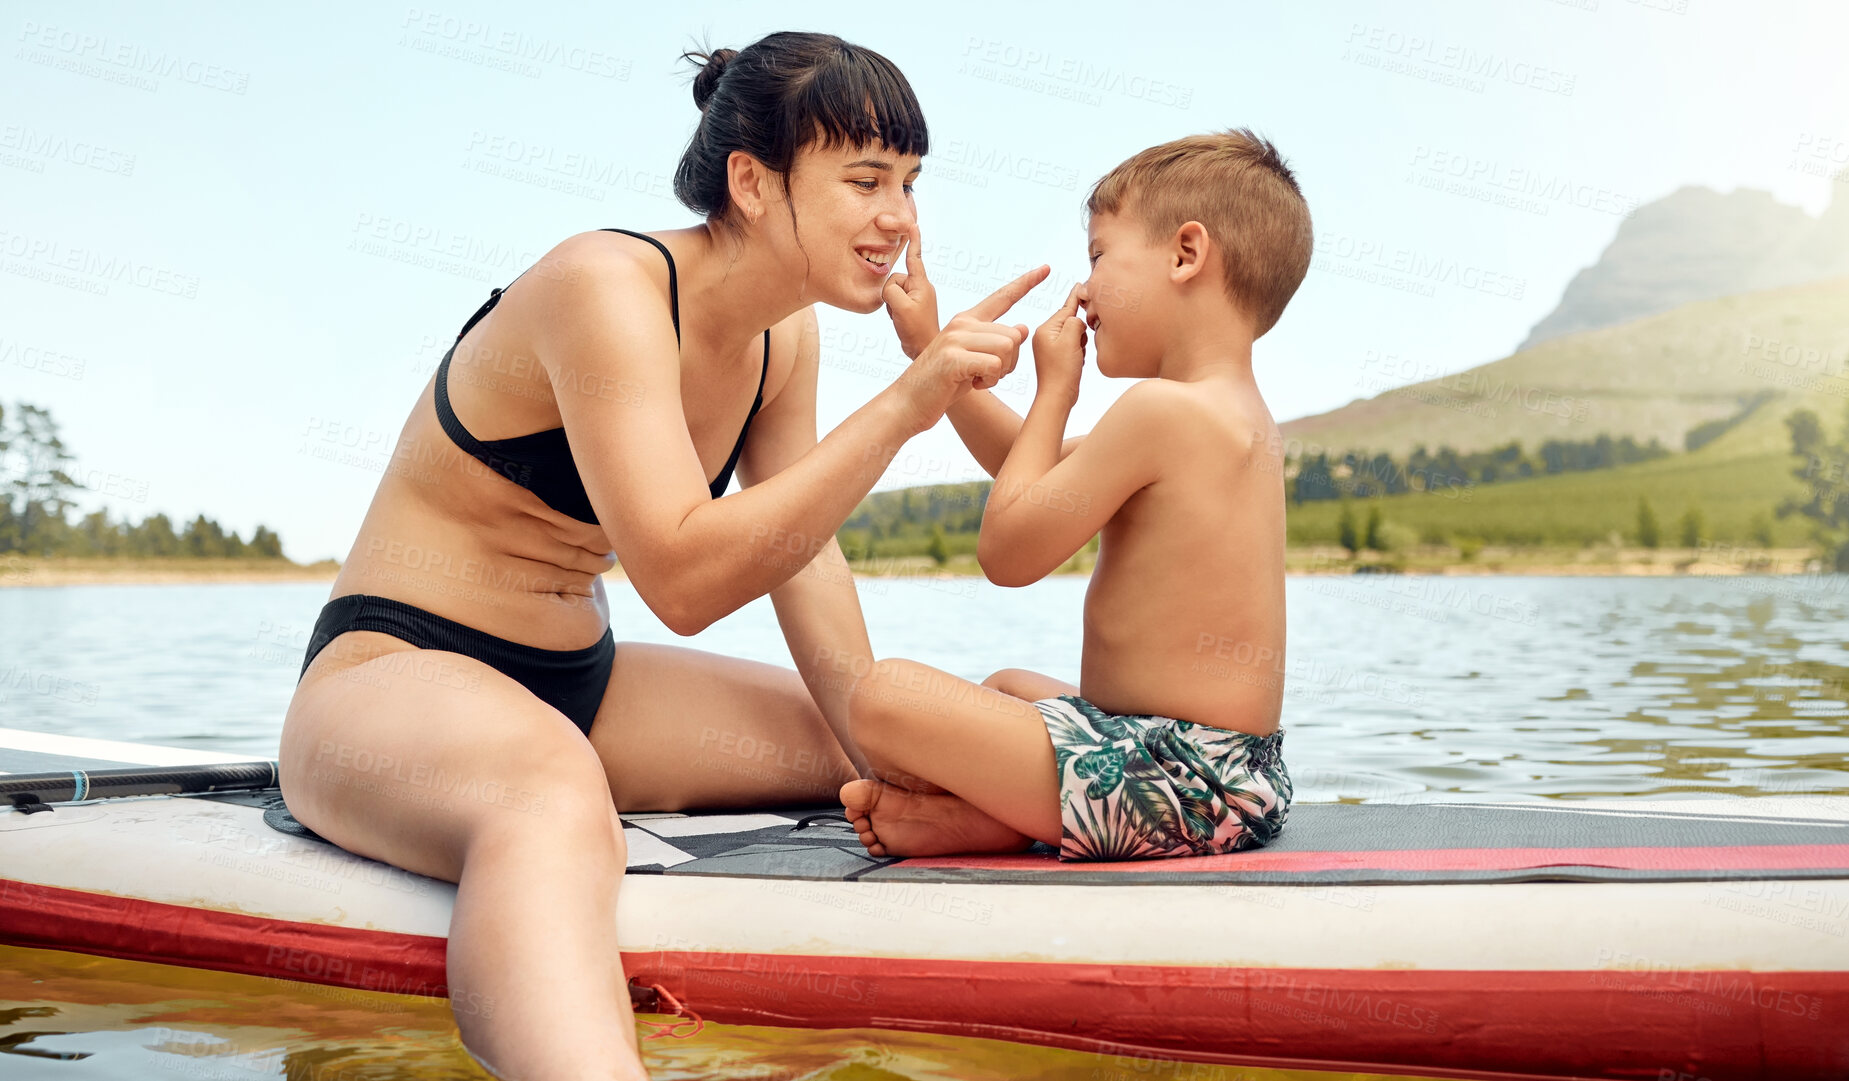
1282, 574, 1849, 803
1, 575, 1845, 803
0, 946, 1450, 1081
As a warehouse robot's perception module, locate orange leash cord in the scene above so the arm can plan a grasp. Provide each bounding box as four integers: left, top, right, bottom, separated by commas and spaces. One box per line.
638, 983, 705, 1040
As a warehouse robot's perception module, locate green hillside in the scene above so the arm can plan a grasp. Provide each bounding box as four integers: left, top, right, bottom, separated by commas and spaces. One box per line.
1280, 275, 1849, 460
1284, 447, 1810, 548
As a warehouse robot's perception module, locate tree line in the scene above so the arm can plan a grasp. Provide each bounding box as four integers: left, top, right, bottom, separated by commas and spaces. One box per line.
1291, 434, 1671, 503
0, 401, 285, 559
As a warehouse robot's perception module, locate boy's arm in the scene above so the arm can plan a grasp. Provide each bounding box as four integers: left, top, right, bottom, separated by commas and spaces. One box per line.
947, 390, 1084, 478
978, 381, 1166, 586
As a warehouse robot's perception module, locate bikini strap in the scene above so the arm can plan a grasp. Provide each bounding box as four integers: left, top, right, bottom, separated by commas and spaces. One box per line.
453, 285, 507, 344
451, 228, 681, 349
711, 329, 772, 496
601, 227, 681, 346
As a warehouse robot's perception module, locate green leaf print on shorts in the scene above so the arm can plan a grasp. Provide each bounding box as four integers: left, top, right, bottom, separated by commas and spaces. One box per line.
1034, 694, 1292, 862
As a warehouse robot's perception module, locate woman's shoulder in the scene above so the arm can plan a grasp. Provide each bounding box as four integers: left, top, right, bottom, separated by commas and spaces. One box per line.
534, 228, 672, 294
510, 229, 678, 332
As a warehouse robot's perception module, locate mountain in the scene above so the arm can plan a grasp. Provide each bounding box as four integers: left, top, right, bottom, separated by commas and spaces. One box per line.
1280, 274, 1849, 461
1519, 186, 1849, 350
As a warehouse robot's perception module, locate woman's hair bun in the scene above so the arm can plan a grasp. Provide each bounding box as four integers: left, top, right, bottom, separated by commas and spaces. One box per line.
673, 33, 929, 225
689, 47, 738, 112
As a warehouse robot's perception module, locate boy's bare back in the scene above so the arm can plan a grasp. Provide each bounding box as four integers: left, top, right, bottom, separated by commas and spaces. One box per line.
1079, 376, 1286, 737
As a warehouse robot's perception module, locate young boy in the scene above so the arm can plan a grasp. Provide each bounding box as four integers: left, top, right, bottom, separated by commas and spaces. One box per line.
841, 128, 1312, 861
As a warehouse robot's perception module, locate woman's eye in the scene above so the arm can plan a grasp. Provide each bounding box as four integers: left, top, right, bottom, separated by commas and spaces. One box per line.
903, 183, 915, 196
853, 179, 879, 191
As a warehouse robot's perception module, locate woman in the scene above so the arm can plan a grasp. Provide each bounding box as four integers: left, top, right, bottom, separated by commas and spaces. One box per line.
279, 31, 1040, 1081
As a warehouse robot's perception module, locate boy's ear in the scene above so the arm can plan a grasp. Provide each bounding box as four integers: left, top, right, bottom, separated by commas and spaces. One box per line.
1170, 221, 1211, 284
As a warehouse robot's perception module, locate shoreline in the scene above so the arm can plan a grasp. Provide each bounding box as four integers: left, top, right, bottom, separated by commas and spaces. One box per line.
0, 558, 344, 589
0, 547, 1826, 588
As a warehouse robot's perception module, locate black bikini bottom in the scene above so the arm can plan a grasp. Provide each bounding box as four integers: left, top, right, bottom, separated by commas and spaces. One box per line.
298, 593, 615, 737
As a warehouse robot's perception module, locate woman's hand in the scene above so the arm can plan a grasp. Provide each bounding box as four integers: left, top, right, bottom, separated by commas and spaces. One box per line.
893, 264, 1050, 434
882, 222, 939, 360
1030, 283, 1088, 406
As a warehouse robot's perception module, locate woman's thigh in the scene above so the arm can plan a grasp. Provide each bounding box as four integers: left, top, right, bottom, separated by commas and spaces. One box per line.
586, 642, 857, 812
981, 667, 1080, 702
281, 630, 619, 883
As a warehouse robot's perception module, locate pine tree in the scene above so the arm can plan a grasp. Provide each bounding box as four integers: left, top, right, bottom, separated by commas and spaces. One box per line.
248, 525, 283, 559
1637, 498, 1661, 549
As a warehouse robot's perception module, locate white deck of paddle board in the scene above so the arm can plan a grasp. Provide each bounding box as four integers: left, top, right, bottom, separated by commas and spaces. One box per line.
3, 728, 1846, 974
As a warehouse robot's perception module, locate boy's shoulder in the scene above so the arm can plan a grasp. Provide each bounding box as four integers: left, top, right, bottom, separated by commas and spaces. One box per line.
1098, 378, 1272, 458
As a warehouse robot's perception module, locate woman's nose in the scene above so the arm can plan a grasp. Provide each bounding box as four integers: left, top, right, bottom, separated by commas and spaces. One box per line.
874, 210, 914, 236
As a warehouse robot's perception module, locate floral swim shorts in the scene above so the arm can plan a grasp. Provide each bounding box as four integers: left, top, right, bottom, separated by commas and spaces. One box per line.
1032, 694, 1292, 862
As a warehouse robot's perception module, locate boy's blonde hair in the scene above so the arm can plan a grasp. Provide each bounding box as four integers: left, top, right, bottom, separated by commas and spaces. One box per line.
1086, 128, 1312, 337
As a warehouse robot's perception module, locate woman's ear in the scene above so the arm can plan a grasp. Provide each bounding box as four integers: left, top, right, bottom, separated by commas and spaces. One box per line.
726, 150, 772, 222
1170, 220, 1210, 284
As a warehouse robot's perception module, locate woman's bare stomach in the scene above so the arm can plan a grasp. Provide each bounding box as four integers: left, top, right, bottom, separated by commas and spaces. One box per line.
329, 479, 617, 652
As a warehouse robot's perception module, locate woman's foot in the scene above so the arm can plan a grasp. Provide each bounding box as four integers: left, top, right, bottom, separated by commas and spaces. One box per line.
839, 779, 1036, 858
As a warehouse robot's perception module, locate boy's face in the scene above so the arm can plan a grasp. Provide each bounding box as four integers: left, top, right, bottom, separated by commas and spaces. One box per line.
1083, 210, 1166, 378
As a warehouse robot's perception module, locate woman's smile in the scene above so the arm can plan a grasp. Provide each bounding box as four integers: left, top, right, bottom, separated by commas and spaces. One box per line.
855, 244, 897, 275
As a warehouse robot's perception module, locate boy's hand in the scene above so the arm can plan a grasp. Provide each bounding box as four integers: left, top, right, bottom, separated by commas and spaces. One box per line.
882, 222, 939, 360
893, 266, 1045, 433
1030, 283, 1088, 404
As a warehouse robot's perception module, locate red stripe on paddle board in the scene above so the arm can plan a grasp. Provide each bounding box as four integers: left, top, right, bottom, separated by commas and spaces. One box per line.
0, 878, 449, 995
894, 843, 1849, 874
624, 952, 1848, 1080
5, 880, 1846, 1079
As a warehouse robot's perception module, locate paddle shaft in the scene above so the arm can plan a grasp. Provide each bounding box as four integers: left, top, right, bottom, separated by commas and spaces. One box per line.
2, 761, 280, 805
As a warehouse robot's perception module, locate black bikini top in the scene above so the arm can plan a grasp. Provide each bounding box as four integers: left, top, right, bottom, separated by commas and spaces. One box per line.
432, 227, 769, 524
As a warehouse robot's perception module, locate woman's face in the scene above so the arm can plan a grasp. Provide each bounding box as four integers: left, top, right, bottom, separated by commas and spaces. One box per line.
765, 141, 922, 314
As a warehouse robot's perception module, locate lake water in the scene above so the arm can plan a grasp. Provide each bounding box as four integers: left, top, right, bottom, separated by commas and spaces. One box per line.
3, 573, 1847, 1079
4, 574, 1848, 801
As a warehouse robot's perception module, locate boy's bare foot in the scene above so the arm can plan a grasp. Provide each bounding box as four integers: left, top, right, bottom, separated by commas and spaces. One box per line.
839, 779, 1037, 858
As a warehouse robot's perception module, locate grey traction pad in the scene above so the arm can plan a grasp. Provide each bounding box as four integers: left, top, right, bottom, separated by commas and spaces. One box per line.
243, 791, 1849, 887
603, 801, 1849, 886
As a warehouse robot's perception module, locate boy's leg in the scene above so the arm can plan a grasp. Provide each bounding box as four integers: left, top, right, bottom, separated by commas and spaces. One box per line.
843, 657, 1064, 854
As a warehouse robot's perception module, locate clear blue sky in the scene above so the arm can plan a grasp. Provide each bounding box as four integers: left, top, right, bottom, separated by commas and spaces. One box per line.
3, 0, 1844, 562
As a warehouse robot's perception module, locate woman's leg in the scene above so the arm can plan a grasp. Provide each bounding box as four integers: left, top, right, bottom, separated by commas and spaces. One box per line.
585, 642, 859, 812
980, 667, 1080, 703
282, 631, 646, 1081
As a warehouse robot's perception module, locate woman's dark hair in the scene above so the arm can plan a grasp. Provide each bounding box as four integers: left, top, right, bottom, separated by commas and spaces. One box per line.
675, 32, 929, 228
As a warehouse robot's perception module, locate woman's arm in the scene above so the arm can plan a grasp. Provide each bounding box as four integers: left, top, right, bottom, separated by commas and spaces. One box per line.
734, 308, 873, 775
531, 235, 1039, 635
948, 389, 1085, 479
